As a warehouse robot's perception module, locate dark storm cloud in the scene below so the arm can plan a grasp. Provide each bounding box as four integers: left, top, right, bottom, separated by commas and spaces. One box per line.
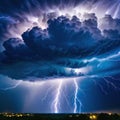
2, 38, 35, 61
83, 13, 97, 20
0, 0, 84, 43
100, 14, 120, 32
0, 0, 120, 80
98, 15, 120, 52
1, 14, 120, 63
103, 29, 120, 40
0, 14, 120, 80
0, 0, 117, 45
0, 15, 98, 79
0, 0, 115, 41
1, 15, 99, 62
0, 0, 120, 114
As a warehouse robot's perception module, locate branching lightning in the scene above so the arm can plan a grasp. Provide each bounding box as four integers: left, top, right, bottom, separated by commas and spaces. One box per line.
0, 0, 120, 113
73, 78, 82, 113
1, 48, 120, 112
52, 80, 63, 113
0, 80, 22, 91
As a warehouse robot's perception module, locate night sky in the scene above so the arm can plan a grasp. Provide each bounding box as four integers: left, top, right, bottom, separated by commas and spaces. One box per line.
0, 0, 120, 113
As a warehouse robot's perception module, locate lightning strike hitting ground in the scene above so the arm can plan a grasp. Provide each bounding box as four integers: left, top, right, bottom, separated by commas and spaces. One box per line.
52, 80, 63, 113
0, 0, 120, 113
73, 78, 82, 113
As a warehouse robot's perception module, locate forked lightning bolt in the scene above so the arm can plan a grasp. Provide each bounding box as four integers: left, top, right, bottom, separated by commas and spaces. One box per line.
73, 78, 82, 113
52, 80, 63, 113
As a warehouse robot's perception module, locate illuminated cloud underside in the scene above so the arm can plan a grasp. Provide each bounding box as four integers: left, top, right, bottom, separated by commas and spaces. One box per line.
0, 0, 120, 113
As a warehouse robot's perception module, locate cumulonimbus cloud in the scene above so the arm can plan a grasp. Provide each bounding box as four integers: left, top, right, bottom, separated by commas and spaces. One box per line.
0, 14, 120, 80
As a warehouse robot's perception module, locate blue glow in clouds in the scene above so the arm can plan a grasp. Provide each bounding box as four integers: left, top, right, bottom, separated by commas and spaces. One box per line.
1, 50, 120, 113
0, 0, 120, 113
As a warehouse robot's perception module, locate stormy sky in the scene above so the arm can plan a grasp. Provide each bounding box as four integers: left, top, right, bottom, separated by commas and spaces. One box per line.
0, 0, 120, 113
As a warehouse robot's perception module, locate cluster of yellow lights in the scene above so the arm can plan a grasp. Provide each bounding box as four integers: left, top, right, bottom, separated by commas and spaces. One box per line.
89, 115, 97, 120
1, 113, 120, 119
2, 113, 32, 118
